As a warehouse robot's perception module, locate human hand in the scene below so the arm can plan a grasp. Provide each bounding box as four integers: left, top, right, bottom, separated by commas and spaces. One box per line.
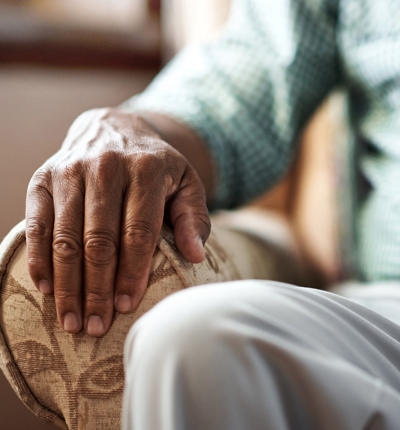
26, 108, 210, 337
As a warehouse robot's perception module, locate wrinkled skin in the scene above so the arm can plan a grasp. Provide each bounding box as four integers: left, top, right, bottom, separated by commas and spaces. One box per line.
26, 108, 211, 337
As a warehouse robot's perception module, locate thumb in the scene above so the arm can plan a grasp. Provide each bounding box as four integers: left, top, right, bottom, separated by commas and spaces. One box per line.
168, 168, 211, 263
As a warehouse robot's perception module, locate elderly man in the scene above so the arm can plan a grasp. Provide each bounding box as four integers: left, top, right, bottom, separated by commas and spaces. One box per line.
25, 0, 400, 428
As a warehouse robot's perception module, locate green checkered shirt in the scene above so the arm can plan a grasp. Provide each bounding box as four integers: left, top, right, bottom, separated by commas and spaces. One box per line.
124, 0, 400, 282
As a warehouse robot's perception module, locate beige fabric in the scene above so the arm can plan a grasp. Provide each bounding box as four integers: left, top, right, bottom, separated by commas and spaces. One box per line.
0, 217, 301, 430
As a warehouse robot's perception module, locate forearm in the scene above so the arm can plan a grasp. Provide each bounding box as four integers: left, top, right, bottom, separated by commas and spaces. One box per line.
138, 112, 216, 202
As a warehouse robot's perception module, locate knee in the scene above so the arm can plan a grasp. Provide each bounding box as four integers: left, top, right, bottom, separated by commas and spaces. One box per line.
124, 279, 345, 374
123, 280, 304, 373
124, 282, 240, 370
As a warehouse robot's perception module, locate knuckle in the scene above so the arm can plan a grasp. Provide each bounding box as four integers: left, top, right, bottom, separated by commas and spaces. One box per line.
182, 165, 203, 188
27, 259, 47, 282
94, 149, 121, 167
57, 160, 83, 181
28, 169, 53, 197
26, 218, 51, 241
55, 289, 79, 303
85, 290, 113, 307
31, 166, 52, 186
134, 152, 164, 179
84, 232, 118, 266
53, 233, 82, 262
54, 292, 80, 312
53, 162, 85, 197
123, 222, 157, 256
197, 212, 212, 231
117, 272, 142, 287
87, 151, 123, 184
27, 254, 47, 269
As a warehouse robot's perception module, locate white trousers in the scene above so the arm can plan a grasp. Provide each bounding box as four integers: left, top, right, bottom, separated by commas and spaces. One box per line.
122, 281, 400, 430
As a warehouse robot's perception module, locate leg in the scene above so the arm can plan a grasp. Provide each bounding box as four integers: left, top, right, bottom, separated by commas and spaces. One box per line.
123, 280, 400, 430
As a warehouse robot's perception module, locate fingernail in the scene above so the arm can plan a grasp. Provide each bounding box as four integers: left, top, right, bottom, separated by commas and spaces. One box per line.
64, 312, 79, 332
87, 315, 104, 337
39, 280, 52, 295
115, 295, 132, 313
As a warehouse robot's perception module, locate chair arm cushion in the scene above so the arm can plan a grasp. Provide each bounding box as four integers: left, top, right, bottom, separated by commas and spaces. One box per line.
0, 216, 300, 430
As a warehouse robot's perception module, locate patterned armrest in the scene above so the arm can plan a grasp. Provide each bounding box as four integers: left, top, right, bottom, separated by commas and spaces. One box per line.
0, 216, 300, 430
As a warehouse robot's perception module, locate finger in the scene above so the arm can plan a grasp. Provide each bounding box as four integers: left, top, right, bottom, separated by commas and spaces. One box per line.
168, 167, 211, 263
52, 164, 84, 334
114, 183, 164, 314
83, 154, 123, 337
26, 169, 54, 295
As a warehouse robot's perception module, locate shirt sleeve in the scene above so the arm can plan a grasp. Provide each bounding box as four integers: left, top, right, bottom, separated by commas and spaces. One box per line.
122, 0, 340, 209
